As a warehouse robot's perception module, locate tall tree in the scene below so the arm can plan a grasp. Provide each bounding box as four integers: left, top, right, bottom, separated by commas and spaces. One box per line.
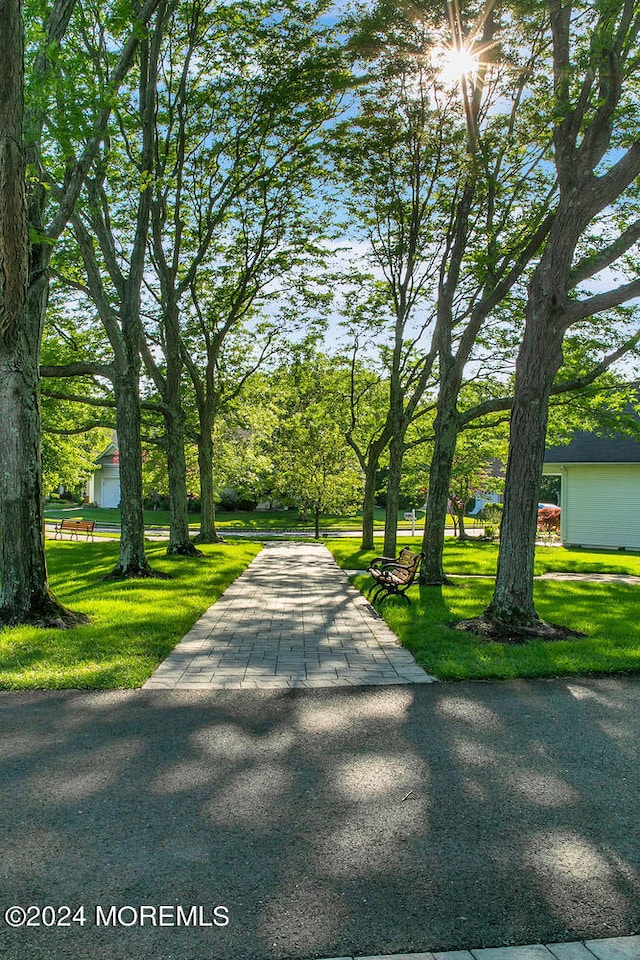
0, 0, 62, 624
270, 352, 364, 539
419, 2, 554, 582
337, 1, 553, 560
65, 0, 170, 577
481, 0, 640, 633
0, 0, 159, 622
332, 52, 446, 555
140, 0, 345, 551
337, 305, 396, 551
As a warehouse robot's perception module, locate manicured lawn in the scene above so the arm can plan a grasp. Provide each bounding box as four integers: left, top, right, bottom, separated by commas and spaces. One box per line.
327, 536, 640, 577
44, 504, 454, 532
0, 539, 261, 689
45, 505, 189, 528
327, 538, 640, 680
6, 534, 636, 690
329, 537, 501, 575
348, 575, 640, 680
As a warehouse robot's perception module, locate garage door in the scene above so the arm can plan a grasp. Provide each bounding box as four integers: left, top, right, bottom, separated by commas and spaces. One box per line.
101, 477, 121, 509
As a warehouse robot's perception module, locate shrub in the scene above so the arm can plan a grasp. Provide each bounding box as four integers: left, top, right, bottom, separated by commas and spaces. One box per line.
217, 494, 258, 512
477, 503, 503, 524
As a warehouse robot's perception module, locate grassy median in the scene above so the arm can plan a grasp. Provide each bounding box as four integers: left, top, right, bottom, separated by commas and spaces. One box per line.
0, 539, 261, 689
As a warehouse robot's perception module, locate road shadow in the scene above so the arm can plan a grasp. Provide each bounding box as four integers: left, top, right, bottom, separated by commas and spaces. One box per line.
0, 679, 638, 960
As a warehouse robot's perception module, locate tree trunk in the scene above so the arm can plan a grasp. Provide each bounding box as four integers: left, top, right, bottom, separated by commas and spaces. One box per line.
346, 420, 392, 553
195, 402, 221, 543
0, 337, 85, 625
109, 368, 154, 578
0, 355, 45, 616
164, 404, 201, 556
383, 432, 404, 556
485, 308, 564, 625
161, 296, 201, 556
360, 456, 379, 551
314, 503, 320, 540
420, 392, 460, 584
0, 3, 84, 626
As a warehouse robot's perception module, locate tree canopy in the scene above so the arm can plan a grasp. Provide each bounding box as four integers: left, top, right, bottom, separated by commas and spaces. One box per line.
2, 0, 639, 636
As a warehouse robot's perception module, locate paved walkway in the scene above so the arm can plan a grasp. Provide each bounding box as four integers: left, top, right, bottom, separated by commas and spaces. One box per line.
537, 572, 640, 584
144, 541, 436, 689
306, 936, 640, 959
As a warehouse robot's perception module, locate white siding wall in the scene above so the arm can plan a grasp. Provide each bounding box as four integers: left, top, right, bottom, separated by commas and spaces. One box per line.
93, 465, 121, 508
93, 471, 103, 506
563, 464, 640, 550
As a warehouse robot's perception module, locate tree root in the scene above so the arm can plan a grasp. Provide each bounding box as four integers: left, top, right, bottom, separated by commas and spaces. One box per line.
166, 541, 204, 557
0, 596, 90, 629
419, 574, 454, 587
102, 564, 172, 582
452, 614, 586, 644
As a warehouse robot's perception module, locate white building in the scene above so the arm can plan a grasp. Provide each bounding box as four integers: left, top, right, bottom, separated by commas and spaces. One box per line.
86, 440, 121, 508
543, 431, 640, 550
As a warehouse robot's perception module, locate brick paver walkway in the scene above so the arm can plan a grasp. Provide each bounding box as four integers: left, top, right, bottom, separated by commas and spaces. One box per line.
144, 541, 436, 689
310, 936, 640, 959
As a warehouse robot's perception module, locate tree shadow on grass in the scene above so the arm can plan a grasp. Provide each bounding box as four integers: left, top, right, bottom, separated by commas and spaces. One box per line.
368, 578, 640, 681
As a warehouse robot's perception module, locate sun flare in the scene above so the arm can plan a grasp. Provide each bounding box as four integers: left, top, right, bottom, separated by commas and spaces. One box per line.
440, 46, 479, 84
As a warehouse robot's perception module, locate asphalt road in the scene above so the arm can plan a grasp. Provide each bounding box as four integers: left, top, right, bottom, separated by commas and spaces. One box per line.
0, 679, 638, 960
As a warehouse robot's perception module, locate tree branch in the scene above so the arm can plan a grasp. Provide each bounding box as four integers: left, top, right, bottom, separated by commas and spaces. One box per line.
140, 337, 166, 394
588, 141, 640, 220
46, 0, 163, 242
566, 277, 640, 324
41, 388, 167, 414
459, 326, 640, 425
569, 218, 640, 287
43, 420, 115, 435
41, 389, 117, 408
40, 361, 114, 379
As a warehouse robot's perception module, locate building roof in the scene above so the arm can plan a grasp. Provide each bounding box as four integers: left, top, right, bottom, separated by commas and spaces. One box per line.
545, 431, 640, 464
95, 441, 118, 464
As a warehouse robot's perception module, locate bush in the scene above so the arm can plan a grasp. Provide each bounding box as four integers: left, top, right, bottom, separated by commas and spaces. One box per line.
217, 494, 258, 512
375, 493, 417, 511
476, 503, 503, 524
59, 490, 82, 503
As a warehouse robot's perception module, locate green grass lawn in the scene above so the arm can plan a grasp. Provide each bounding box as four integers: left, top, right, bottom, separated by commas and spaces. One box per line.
327, 538, 640, 680
45, 505, 186, 528
44, 504, 454, 532
0, 539, 261, 689
4, 534, 637, 690
327, 536, 640, 577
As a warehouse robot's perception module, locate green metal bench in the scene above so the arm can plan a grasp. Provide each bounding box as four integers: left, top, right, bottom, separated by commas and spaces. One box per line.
368, 547, 423, 605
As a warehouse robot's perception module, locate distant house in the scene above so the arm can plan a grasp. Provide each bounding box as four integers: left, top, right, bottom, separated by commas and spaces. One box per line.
468, 459, 505, 515
543, 431, 640, 550
86, 439, 121, 508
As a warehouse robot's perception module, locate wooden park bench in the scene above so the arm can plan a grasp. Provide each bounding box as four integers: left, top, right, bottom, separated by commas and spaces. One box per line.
54, 518, 96, 541
368, 547, 423, 606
